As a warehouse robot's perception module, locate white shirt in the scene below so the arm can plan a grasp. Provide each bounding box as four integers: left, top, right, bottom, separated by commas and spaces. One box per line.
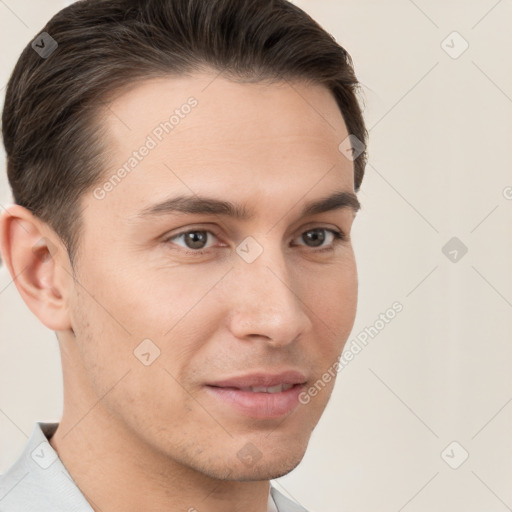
0, 422, 308, 511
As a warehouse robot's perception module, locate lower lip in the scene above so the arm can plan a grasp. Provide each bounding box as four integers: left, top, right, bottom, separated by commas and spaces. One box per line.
205, 384, 305, 419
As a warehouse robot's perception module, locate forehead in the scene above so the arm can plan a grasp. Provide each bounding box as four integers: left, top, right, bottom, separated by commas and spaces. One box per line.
92, 73, 354, 217
105, 72, 348, 140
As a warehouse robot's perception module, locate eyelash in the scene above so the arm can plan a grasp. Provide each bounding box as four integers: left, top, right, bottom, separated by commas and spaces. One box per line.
163, 227, 347, 256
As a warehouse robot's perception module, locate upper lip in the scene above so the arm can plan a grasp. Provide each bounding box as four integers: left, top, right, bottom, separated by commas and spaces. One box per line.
207, 370, 307, 389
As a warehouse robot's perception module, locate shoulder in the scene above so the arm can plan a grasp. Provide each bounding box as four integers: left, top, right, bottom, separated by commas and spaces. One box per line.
0, 422, 93, 511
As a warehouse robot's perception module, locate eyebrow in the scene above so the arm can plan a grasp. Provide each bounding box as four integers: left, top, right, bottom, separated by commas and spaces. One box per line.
136, 190, 361, 220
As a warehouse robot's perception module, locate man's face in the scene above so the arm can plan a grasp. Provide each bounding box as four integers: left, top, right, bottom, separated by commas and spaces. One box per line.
66, 73, 359, 480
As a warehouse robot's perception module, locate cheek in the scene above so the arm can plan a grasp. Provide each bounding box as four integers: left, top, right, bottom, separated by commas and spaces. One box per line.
304, 260, 358, 383
68, 261, 212, 395
69, 286, 196, 435
302, 255, 357, 331
90, 253, 226, 341
69, 286, 128, 383
68, 261, 146, 395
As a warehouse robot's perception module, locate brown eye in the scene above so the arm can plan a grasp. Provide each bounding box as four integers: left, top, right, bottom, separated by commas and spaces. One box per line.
165, 230, 217, 252
294, 228, 345, 249
302, 228, 326, 247
182, 231, 209, 249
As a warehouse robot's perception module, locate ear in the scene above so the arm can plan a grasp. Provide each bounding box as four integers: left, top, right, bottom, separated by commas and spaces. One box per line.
0, 204, 74, 331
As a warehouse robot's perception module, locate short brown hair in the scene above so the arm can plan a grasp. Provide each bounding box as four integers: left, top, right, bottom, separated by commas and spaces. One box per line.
2, 0, 367, 266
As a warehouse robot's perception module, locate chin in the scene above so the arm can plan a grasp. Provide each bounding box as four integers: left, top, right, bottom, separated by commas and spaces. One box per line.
239, 459, 304, 481
199, 443, 308, 482
210, 460, 304, 482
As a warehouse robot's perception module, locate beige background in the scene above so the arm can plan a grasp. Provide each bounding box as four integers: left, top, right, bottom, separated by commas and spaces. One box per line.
1, 1, 512, 511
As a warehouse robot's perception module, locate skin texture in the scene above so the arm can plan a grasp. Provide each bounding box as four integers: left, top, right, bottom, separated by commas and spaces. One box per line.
0, 72, 359, 512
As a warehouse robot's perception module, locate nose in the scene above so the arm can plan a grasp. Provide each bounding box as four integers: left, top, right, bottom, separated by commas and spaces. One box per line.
225, 244, 312, 347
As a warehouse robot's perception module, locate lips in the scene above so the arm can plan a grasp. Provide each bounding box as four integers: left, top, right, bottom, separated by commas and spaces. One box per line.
205, 370, 307, 419
206, 370, 307, 389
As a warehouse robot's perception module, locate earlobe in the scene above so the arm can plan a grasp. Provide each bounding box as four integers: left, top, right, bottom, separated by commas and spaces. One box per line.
0, 204, 73, 331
